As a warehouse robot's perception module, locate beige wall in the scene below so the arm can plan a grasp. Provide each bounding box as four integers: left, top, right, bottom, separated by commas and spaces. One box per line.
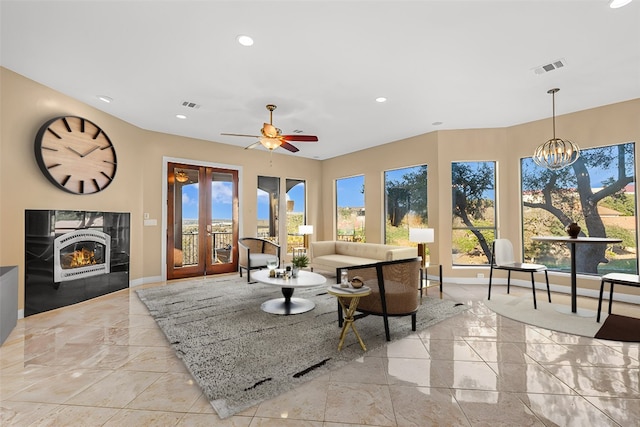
0, 68, 322, 310
2, 66, 640, 312
321, 98, 640, 297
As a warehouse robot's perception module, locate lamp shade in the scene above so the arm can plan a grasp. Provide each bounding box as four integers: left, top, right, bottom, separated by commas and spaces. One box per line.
409, 228, 434, 243
298, 225, 314, 235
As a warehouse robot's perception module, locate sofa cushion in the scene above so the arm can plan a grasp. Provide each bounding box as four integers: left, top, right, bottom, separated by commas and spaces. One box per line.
249, 253, 278, 268
312, 254, 379, 270
335, 241, 390, 260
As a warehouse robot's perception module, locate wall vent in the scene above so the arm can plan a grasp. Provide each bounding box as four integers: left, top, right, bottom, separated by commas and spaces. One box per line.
533, 58, 567, 75
181, 101, 201, 109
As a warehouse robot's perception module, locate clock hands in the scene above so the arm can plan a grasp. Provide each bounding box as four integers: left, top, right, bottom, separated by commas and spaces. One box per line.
81, 145, 100, 157
66, 144, 101, 158
66, 146, 84, 157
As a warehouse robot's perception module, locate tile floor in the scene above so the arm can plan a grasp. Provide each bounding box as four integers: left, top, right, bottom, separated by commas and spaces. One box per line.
1, 278, 639, 426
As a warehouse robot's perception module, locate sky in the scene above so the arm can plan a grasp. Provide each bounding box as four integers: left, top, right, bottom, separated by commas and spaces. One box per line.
181, 181, 308, 220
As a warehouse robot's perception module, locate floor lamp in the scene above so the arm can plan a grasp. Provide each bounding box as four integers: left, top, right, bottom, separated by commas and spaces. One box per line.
409, 228, 435, 268
298, 225, 314, 251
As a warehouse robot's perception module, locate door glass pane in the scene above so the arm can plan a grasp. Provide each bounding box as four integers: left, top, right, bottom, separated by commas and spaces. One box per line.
257, 176, 280, 243
286, 179, 306, 254
173, 167, 199, 267
211, 172, 234, 265
336, 175, 365, 242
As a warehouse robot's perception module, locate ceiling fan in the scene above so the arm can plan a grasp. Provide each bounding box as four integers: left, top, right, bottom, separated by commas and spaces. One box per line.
221, 104, 318, 153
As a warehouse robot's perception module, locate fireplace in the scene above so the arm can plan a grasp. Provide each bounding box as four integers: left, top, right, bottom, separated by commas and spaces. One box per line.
54, 229, 111, 283
25, 210, 130, 316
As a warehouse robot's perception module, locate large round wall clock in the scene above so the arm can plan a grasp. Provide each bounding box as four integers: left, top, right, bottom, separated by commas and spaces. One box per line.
34, 116, 117, 194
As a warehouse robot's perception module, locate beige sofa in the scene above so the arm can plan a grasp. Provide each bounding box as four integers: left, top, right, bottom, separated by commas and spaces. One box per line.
310, 241, 417, 274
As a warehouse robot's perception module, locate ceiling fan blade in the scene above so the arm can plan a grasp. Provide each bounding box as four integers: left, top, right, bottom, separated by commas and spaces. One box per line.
279, 141, 300, 153
262, 123, 279, 138
281, 135, 318, 142
221, 132, 261, 138
244, 141, 262, 150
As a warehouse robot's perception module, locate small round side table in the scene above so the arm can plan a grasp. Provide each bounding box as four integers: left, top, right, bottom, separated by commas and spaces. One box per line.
327, 285, 372, 351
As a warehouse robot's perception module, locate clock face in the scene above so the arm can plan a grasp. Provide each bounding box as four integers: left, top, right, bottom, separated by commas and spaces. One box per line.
34, 116, 117, 194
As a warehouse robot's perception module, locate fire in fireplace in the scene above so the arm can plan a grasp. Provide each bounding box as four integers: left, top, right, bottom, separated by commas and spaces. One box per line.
54, 229, 111, 283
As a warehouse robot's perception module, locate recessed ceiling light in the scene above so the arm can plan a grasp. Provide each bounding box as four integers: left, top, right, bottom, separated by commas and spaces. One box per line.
176, 114, 187, 119
375, 97, 387, 103
609, 0, 632, 8
237, 35, 254, 46
97, 95, 112, 103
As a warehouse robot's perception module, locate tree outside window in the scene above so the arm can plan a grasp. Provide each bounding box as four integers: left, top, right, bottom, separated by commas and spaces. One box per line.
522, 142, 637, 275
384, 165, 427, 246
451, 161, 496, 265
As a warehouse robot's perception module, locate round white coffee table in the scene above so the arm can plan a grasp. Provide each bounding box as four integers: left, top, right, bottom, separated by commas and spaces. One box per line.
252, 269, 327, 315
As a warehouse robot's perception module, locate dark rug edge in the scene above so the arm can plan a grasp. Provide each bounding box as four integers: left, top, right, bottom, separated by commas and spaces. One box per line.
594, 313, 640, 342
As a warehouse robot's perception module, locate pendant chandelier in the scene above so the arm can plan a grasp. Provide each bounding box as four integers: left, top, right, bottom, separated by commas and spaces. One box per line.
532, 88, 580, 170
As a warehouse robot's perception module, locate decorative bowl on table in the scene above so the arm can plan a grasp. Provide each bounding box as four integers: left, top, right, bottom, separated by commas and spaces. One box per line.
351, 276, 364, 288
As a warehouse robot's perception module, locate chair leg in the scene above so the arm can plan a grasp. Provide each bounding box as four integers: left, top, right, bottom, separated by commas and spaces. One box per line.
239, 267, 243, 278
411, 313, 417, 331
247, 268, 251, 283
488, 266, 494, 300
597, 279, 606, 323
530, 271, 537, 310
608, 282, 615, 315
337, 300, 344, 327
507, 271, 511, 294
383, 314, 391, 341
545, 270, 551, 303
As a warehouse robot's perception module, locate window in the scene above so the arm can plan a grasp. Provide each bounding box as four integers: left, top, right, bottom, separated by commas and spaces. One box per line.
286, 178, 306, 253
522, 142, 637, 275
336, 175, 365, 242
384, 165, 428, 245
257, 176, 280, 242
451, 161, 496, 265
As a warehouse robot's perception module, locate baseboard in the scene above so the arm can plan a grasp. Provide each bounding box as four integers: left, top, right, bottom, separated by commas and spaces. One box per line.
130, 276, 163, 287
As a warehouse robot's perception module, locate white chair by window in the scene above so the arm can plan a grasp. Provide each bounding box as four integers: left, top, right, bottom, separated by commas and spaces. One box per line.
488, 238, 551, 309
597, 273, 640, 322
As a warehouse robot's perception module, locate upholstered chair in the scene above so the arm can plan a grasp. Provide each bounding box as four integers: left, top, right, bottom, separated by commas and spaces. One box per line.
238, 237, 280, 283
336, 257, 421, 341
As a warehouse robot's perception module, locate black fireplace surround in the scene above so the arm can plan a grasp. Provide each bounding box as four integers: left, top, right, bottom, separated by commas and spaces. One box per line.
25, 210, 130, 316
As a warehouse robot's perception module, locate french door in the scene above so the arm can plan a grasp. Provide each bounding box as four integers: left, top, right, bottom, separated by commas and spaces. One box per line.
167, 162, 239, 279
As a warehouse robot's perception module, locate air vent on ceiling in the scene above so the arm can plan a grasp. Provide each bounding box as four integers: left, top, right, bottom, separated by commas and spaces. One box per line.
533, 59, 567, 75
181, 101, 201, 109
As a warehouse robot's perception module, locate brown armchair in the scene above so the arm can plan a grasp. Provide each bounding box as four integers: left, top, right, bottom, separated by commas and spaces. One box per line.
238, 237, 280, 283
337, 257, 421, 341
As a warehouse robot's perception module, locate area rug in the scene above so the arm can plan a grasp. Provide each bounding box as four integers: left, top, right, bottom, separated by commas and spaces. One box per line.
484, 294, 640, 342
136, 274, 469, 418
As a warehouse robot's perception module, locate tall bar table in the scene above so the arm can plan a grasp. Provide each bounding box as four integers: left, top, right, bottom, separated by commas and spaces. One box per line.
532, 236, 622, 315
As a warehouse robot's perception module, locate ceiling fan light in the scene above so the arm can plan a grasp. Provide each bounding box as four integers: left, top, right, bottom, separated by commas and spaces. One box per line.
260, 137, 282, 150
